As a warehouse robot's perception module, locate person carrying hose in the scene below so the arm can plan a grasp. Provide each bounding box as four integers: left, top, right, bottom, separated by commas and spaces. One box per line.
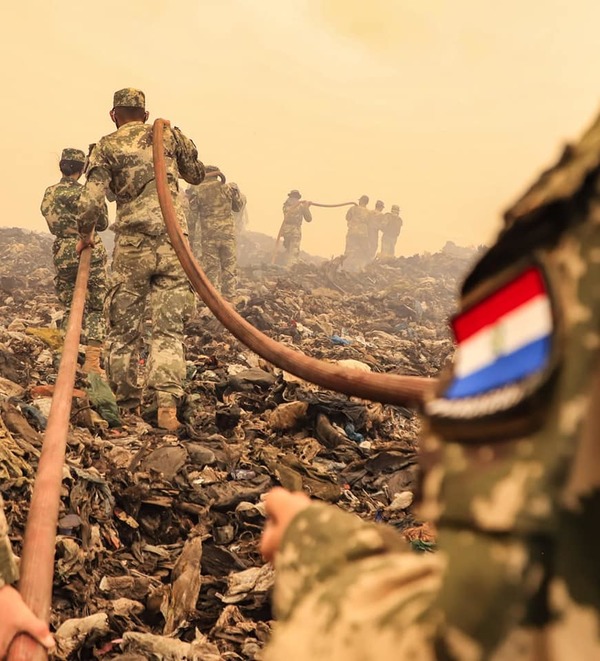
41, 148, 109, 375
0, 496, 54, 657
279, 189, 313, 266
77, 88, 205, 431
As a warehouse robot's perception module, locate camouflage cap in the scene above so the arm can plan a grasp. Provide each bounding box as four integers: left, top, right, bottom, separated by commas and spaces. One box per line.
288, 190, 301, 198
112, 88, 145, 109
391, 204, 400, 212
376, 199, 385, 209
60, 148, 86, 163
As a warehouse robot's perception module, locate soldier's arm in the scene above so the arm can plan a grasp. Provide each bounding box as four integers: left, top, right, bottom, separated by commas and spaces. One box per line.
230, 185, 244, 213
78, 141, 112, 237
262, 489, 409, 623
303, 203, 313, 223
95, 198, 109, 233
172, 126, 205, 185
40, 188, 57, 235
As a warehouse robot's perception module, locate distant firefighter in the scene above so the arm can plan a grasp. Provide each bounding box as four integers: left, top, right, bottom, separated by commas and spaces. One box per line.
343, 194, 371, 270
41, 147, 109, 375
380, 204, 403, 260
187, 167, 243, 298
280, 190, 312, 266
368, 199, 385, 259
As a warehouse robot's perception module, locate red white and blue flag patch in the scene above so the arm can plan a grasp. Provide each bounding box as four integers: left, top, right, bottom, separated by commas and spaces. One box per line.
445, 266, 552, 399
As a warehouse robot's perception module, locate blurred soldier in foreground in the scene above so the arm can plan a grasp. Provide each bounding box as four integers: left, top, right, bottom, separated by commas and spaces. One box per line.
261, 109, 600, 659
78, 88, 205, 431
343, 194, 371, 270
187, 167, 243, 298
41, 148, 109, 374
368, 199, 385, 259
279, 189, 312, 266
379, 203, 403, 260
0, 497, 55, 656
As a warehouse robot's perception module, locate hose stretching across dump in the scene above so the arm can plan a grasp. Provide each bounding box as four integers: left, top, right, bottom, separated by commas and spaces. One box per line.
8, 247, 93, 661
271, 200, 354, 263
153, 119, 434, 406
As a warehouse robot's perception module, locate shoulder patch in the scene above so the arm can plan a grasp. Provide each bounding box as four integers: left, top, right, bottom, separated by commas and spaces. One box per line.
426, 262, 561, 440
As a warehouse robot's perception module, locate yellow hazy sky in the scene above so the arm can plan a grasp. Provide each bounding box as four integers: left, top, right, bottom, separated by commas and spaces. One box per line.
0, 1, 598, 257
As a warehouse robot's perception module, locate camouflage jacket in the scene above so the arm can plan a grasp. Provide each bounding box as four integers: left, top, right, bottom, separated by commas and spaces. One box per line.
368, 208, 385, 231
281, 199, 312, 229
187, 179, 243, 233
79, 121, 204, 237
41, 177, 108, 263
267, 111, 600, 660
0, 496, 18, 588
345, 204, 370, 234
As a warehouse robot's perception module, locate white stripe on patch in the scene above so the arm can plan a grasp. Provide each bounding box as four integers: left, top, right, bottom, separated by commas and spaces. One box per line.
453, 294, 552, 378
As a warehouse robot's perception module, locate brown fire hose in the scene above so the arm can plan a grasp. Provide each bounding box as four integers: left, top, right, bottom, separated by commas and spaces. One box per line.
271, 200, 355, 264
153, 119, 434, 406
8, 247, 93, 661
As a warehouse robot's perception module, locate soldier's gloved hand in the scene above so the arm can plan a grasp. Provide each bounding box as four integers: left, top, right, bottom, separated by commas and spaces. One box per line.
260, 488, 311, 562
76, 234, 94, 255
0, 585, 55, 658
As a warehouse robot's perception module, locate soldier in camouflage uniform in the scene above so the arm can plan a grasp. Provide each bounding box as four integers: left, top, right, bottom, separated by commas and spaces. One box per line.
40, 148, 109, 374
187, 168, 243, 298
280, 190, 312, 266
343, 194, 371, 270
0, 496, 54, 656
78, 88, 205, 431
368, 199, 385, 259
261, 109, 600, 660
380, 203, 403, 260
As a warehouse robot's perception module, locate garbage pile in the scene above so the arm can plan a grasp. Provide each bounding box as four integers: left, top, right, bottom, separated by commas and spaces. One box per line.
0, 227, 478, 660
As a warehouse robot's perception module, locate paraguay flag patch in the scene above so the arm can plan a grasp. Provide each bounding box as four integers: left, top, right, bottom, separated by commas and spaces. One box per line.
426, 263, 560, 436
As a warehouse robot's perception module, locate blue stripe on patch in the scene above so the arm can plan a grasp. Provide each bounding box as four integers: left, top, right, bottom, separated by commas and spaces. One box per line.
446, 335, 551, 399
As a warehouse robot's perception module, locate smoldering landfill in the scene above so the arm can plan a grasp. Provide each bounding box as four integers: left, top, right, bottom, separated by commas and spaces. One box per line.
0, 227, 478, 660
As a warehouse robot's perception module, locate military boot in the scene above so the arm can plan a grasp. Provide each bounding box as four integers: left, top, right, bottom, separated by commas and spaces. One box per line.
82, 344, 105, 377
157, 407, 182, 432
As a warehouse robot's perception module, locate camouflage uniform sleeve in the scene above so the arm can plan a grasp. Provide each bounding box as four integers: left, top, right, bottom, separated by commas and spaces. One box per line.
272, 502, 408, 621
230, 185, 243, 213
40, 187, 56, 235
302, 203, 313, 223
78, 142, 112, 236
172, 126, 205, 185
0, 496, 19, 588
95, 198, 109, 233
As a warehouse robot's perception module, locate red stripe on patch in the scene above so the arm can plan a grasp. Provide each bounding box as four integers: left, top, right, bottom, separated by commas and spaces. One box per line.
453, 267, 546, 343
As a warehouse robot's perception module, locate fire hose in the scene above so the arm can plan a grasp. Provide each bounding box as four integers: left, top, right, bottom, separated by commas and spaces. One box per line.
153, 119, 434, 406
8, 247, 93, 661
271, 200, 355, 264
7, 122, 433, 658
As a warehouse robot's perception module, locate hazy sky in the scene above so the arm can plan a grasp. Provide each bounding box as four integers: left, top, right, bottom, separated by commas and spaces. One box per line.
1, 1, 598, 257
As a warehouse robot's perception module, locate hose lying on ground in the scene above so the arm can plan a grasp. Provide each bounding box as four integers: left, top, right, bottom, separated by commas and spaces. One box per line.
153, 118, 434, 407
8, 247, 93, 661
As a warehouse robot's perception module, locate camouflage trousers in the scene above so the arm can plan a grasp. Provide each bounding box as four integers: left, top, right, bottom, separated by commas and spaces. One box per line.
380, 231, 399, 260
201, 233, 237, 299
343, 228, 370, 271
266, 504, 588, 661
106, 233, 195, 410
53, 237, 108, 343
281, 224, 302, 266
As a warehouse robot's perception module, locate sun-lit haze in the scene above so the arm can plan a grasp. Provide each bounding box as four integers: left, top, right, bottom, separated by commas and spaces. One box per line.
1, 1, 598, 258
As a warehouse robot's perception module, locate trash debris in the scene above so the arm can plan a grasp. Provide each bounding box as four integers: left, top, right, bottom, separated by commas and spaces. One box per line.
0, 226, 478, 658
